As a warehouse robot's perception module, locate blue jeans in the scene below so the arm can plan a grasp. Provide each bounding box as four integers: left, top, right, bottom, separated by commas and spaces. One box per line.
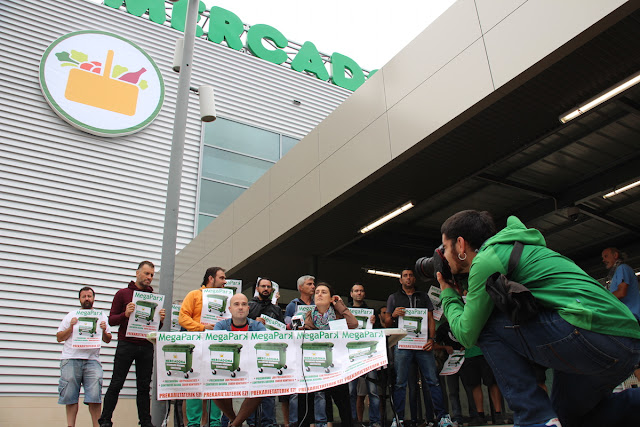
349, 371, 381, 423
246, 396, 276, 427
289, 392, 327, 426
393, 347, 446, 421
477, 310, 640, 427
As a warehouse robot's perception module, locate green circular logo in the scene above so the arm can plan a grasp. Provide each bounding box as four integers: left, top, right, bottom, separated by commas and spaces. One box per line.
39, 31, 165, 137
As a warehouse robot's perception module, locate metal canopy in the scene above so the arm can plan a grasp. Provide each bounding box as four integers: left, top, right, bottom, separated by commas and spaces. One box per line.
229, 10, 640, 302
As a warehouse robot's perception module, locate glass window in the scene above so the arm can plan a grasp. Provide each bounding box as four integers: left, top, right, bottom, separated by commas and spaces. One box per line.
281, 135, 298, 157
198, 214, 215, 234
201, 146, 273, 188
203, 117, 280, 161
199, 180, 246, 216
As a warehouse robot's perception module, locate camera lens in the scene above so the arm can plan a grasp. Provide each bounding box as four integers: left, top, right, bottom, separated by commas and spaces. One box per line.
415, 256, 434, 282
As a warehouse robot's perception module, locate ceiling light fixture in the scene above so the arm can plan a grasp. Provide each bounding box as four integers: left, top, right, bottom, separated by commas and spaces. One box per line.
359, 201, 414, 234
559, 70, 640, 123
366, 269, 401, 279
602, 179, 640, 199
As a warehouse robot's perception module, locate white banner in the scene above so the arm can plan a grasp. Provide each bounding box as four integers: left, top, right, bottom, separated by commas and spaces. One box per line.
428, 286, 443, 321
126, 291, 165, 338
200, 288, 234, 326
72, 309, 107, 349
156, 330, 388, 400
349, 308, 374, 329
398, 308, 429, 350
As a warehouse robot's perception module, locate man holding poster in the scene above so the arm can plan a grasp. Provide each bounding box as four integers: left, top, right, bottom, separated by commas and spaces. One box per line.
384, 268, 452, 427
99, 261, 166, 427
57, 286, 111, 427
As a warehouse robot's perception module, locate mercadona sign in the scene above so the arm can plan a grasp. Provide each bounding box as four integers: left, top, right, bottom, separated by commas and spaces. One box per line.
103, 0, 377, 91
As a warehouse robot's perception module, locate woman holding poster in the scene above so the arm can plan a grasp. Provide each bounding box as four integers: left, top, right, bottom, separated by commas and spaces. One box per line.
304, 282, 357, 426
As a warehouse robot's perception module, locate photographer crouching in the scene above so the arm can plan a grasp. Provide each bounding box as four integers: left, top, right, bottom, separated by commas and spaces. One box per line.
435, 210, 640, 427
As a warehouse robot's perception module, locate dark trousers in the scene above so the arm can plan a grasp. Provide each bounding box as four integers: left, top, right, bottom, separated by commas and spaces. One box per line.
324, 384, 353, 426
99, 340, 154, 426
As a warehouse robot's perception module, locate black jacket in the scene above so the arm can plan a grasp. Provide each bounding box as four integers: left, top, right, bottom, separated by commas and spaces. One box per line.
248, 296, 284, 322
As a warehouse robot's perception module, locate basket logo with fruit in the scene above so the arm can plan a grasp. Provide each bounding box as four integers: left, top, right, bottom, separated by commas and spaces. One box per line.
39, 31, 164, 137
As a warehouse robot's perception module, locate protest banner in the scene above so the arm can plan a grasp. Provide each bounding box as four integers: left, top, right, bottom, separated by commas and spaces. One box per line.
225, 279, 242, 295
155, 329, 387, 399
440, 350, 465, 375
349, 307, 374, 329
428, 286, 443, 321
293, 305, 314, 327
397, 308, 429, 350
200, 288, 234, 326
126, 291, 165, 338
71, 309, 108, 349
171, 303, 181, 332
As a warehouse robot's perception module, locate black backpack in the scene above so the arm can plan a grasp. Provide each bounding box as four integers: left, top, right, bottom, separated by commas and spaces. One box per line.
485, 242, 541, 325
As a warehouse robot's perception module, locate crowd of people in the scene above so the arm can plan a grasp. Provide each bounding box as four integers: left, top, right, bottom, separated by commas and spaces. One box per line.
56, 211, 640, 427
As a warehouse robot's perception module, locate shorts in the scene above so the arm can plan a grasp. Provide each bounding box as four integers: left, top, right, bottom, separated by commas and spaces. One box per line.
58, 359, 103, 405
459, 355, 495, 388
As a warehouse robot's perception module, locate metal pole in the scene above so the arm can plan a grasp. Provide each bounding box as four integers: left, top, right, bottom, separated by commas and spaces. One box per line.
152, 0, 199, 425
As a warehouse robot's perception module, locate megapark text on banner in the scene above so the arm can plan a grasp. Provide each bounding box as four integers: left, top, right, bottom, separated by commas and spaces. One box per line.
156, 330, 388, 400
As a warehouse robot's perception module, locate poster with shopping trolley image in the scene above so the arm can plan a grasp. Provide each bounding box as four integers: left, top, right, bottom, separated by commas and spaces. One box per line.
349, 307, 374, 329
156, 332, 204, 399
224, 279, 242, 295
200, 288, 233, 326
71, 309, 108, 349
397, 308, 429, 350
262, 315, 286, 331
170, 303, 181, 331
126, 290, 165, 338
428, 285, 444, 320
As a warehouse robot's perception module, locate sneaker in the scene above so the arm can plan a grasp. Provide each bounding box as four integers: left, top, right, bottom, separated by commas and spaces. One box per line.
467, 415, 485, 426
437, 415, 453, 427
390, 418, 403, 427
516, 418, 562, 427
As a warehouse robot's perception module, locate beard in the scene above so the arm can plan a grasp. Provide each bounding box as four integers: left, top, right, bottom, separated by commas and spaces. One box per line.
81, 301, 93, 309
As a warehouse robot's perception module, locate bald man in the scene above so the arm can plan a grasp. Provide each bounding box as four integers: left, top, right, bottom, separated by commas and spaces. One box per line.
213, 294, 266, 427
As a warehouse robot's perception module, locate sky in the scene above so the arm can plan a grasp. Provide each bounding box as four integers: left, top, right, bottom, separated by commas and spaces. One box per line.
90, 0, 456, 71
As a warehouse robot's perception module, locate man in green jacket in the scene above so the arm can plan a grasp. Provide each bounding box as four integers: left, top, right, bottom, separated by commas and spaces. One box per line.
437, 210, 640, 427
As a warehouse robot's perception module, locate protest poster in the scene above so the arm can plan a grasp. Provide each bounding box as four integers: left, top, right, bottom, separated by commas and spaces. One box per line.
262, 315, 286, 331
200, 288, 234, 326
349, 307, 374, 329
253, 277, 280, 305
156, 332, 204, 399
293, 305, 314, 327
126, 291, 165, 338
397, 308, 429, 350
71, 309, 108, 349
225, 279, 242, 295
155, 329, 388, 400
440, 350, 465, 375
171, 303, 181, 332
428, 286, 443, 320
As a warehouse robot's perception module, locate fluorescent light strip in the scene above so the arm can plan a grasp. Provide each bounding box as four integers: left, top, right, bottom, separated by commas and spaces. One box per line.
559, 71, 640, 124
359, 202, 414, 234
366, 269, 401, 279
603, 179, 640, 199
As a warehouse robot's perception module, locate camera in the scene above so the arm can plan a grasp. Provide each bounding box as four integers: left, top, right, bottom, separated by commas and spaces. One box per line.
291, 315, 304, 330
415, 244, 453, 283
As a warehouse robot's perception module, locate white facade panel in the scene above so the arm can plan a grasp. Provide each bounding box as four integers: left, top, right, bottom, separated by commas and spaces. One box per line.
0, 0, 350, 397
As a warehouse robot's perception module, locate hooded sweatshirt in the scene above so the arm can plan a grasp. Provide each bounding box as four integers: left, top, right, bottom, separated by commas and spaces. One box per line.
441, 216, 640, 348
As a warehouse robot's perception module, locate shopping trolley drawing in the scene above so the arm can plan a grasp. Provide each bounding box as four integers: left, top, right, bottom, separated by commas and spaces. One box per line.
346, 341, 377, 362
301, 342, 334, 373
162, 344, 195, 378
77, 317, 98, 337
207, 294, 229, 314
354, 315, 369, 329
403, 316, 423, 336
171, 307, 180, 330
134, 301, 158, 325
209, 343, 243, 377
255, 343, 288, 375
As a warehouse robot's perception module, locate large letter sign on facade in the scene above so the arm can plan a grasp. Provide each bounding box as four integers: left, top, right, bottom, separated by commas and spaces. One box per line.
171, 0, 207, 37
331, 52, 366, 92
247, 24, 288, 66
104, 0, 166, 24
208, 6, 245, 51
291, 41, 330, 81
39, 31, 165, 137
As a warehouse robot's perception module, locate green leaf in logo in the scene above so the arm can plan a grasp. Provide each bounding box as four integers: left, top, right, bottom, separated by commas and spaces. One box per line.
55, 51, 78, 64
70, 50, 88, 63
112, 65, 128, 78
139, 80, 148, 90
61, 63, 78, 67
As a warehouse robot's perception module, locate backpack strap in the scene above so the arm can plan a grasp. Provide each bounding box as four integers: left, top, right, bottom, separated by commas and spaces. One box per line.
507, 242, 524, 276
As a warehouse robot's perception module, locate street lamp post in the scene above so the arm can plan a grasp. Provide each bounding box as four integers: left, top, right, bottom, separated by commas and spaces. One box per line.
152, 0, 200, 425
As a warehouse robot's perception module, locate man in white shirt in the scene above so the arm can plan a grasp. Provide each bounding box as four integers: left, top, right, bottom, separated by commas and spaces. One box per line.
57, 286, 112, 427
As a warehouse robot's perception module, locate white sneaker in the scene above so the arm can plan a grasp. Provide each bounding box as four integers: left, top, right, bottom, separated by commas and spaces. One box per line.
438, 415, 453, 427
